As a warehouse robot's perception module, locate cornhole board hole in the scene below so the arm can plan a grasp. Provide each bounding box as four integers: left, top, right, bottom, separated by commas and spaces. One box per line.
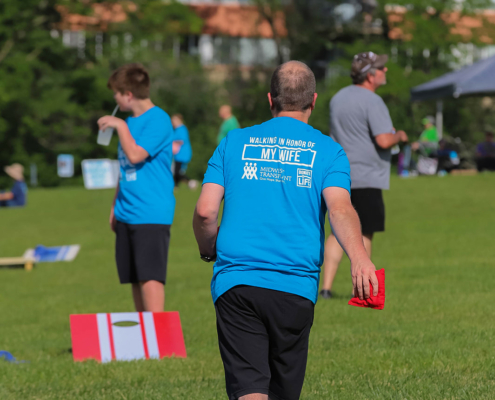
70, 312, 186, 362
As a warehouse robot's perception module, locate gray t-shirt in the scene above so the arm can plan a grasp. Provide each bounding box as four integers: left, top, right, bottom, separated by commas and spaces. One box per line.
330, 85, 394, 190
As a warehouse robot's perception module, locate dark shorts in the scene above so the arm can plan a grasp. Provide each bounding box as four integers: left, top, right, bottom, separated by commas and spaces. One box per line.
115, 221, 171, 284
215, 285, 315, 400
351, 188, 385, 235
174, 162, 189, 186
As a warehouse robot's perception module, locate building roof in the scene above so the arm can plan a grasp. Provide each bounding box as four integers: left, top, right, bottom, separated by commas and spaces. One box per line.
56, 2, 136, 31
386, 5, 495, 44
190, 4, 287, 38
56, 2, 287, 38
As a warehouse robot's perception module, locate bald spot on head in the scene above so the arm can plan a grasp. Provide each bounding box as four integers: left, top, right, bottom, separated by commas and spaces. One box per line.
270, 61, 316, 113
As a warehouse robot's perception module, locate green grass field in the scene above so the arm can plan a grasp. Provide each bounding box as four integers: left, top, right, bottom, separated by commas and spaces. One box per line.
1, 174, 495, 399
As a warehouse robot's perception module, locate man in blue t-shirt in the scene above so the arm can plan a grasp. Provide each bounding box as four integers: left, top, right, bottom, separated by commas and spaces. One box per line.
0, 163, 28, 207
171, 114, 193, 187
193, 61, 379, 400
98, 63, 175, 312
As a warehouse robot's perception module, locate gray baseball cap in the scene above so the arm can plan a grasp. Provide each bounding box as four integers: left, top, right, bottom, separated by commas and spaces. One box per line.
351, 51, 388, 75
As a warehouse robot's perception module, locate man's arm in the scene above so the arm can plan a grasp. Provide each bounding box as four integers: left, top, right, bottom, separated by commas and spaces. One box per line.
375, 130, 408, 149
323, 187, 378, 299
193, 183, 225, 257
173, 140, 184, 155
0, 192, 13, 201
98, 116, 149, 164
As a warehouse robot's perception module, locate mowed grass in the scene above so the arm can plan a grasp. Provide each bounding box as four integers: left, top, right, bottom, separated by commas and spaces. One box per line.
0, 174, 495, 399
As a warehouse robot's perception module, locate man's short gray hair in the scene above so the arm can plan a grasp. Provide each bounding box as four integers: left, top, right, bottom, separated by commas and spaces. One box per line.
270, 61, 316, 113
351, 68, 376, 85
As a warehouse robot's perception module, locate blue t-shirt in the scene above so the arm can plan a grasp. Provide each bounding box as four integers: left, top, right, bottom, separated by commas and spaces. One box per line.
114, 106, 175, 225
174, 125, 192, 164
10, 180, 27, 206
203, 117, 351, 304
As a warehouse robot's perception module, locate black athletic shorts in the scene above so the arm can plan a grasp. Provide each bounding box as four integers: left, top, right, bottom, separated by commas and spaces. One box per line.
351, 188, 385, 235
215, 285, 315, 400
115, 221, 171, 284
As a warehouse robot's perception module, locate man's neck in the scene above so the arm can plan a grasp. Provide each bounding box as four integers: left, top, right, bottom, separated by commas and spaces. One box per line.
355, 82, 375, 93
131, 99, 155, 117
274, 111, 311, 124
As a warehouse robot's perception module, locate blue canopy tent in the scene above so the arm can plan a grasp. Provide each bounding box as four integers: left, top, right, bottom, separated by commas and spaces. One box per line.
410, 54, 495, 137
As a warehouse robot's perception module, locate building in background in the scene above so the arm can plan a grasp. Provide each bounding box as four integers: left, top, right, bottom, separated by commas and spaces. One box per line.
55, 0, 288, 69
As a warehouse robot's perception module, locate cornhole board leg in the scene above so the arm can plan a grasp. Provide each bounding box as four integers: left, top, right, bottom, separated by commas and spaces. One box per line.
24, 260, 33, 271
70, 311, 187, 363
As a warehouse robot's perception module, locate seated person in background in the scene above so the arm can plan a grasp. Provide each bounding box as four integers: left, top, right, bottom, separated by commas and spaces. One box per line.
171, 114, 193, 187
0, 163, 28, 207
436, 139, 460, 173
476, 131, 495, 171
412, 116, 439, 156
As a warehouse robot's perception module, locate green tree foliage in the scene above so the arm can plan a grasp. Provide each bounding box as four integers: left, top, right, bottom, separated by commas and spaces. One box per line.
0, 0, 211, 187
0, 0, 102, 187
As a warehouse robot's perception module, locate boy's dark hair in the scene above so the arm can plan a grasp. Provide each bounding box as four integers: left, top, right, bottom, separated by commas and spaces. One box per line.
107, 63, 150, 99
270, 61, 316, 113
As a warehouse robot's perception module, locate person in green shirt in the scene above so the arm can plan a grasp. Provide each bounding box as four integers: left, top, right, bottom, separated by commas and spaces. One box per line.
217, 105, 240, 144
412, 116, 439, 155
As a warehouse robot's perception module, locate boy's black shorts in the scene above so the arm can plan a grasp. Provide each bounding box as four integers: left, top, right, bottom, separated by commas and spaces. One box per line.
215, 285, 315, 400
115, 221, 171, 284
351, 188, 385, 234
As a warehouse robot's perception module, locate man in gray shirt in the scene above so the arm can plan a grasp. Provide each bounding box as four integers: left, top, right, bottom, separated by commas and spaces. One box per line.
320, 52, 408, 299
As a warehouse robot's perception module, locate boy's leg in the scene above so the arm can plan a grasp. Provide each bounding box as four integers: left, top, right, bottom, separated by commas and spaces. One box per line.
321, 234, 344, 291
131, 223, 170, 312
174, 162, 182, 187
132, 283, 145, 312
140, 280, 165, 312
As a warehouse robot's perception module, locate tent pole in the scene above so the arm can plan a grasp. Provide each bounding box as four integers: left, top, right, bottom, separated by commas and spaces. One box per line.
436, 100, 443, 139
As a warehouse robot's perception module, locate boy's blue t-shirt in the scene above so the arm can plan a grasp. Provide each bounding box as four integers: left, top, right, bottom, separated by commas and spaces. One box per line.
174, 125, 192, 163
114, 106, 175, 225
11, 180, 27, 206
203, 117, 351, 304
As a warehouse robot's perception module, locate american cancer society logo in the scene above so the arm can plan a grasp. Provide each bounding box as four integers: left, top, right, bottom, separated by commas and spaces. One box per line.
297, 169, 312, 188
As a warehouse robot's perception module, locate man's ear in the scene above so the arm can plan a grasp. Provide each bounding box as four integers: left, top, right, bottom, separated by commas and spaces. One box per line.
310, 93, 318, 111
267, 93, 274, 110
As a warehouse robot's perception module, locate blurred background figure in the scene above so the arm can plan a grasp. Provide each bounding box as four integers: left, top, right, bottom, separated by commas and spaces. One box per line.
171, 114, 195, 188
475, 131, 495, 171
0, 163, 28, 207
217, 105, 240, 145
412, 116, 439, 156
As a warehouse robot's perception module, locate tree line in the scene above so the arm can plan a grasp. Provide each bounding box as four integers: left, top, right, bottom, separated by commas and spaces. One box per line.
0, 0, 493, 187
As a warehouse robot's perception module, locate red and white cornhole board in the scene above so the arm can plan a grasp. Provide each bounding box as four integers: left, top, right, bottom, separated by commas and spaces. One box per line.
70, 312, 186, 362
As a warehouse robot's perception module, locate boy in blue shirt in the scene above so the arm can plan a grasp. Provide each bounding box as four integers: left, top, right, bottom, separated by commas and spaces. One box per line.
193, 61, 379, 400
171, 114, 193, 187
0, 163, 28, 207
98, 63, 175, 312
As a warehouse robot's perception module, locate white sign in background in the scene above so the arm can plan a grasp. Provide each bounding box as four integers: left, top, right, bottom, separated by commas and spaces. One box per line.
57, 154, 74, 178
81, 159, 120, 190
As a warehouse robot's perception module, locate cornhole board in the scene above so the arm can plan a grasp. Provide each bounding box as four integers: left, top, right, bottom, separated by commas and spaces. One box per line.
25, 245, 80, 263
70, 312, 187, 362
0, 256, 35, 271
